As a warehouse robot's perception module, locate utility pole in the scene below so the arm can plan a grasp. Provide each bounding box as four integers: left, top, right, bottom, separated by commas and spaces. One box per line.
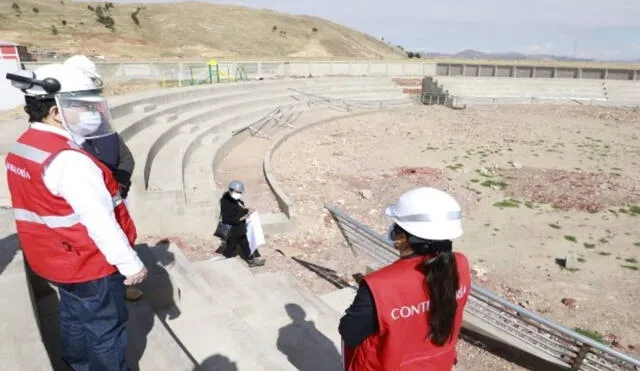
573, 40, 579, 59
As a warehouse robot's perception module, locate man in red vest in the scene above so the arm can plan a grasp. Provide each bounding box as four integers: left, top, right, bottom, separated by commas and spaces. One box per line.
339, 187, 472, 371
5, 63, 148, 370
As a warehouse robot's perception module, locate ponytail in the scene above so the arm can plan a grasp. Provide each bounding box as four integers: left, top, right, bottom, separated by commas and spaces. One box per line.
416, 240, 459, 346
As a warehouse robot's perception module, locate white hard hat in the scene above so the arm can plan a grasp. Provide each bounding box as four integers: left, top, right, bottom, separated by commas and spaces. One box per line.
5, 63, 114, 140
14, 63, 103, 97
385, 187, 463, 240
64, 55, 99, 77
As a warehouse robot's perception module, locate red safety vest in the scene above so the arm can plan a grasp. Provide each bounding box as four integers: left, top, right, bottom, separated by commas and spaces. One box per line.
5, 127, 137, 283
345, 252, 471, 371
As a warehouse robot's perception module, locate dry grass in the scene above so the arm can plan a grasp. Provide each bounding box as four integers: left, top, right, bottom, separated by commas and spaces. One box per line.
0, 0, 403, 60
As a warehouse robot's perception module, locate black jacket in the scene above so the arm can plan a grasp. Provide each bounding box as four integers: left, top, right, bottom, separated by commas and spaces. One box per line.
220, 191, 249, 236
83, 133, 135, 198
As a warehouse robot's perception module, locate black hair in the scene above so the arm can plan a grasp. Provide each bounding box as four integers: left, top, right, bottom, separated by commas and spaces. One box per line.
397, 224, 459, 346
24, 96, 56, 123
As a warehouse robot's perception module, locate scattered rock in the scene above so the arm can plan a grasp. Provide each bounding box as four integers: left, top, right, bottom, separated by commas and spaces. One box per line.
518, 300, 531, 309
471, 265, 487, 278
323, 214, 333, 228
510, 161, 523, 169
359, 189, 373, 199
604, 334, 623, 348
561, 297, 578, 309
564, 251, 578, 269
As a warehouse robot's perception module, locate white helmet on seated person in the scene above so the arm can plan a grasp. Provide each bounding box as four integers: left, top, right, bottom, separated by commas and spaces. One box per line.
5, 63, 114, 140
385, 187, 462, 241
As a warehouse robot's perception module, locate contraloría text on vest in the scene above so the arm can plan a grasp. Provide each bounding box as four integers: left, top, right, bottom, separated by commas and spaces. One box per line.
389, 285, 468, 320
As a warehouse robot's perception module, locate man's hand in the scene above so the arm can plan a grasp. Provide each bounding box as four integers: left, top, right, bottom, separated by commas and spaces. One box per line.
124, 267, 148, 286
118, 182, 130, 199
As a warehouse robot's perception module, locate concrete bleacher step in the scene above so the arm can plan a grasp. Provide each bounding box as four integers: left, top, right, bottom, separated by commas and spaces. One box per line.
254, 271, 343, 346
109, 78, 305, 118
116, 85, 302, 141
319, 287, 357, 314
137, 243, 292, 370
133, 103, 157, 114
195, 258, 344, 371
157, 114, 179, 124
0, 253, 53, 371
124, 91, 293, 191
261, 212, 292, 235
146, 96, 297, 193
125, 297, 195, 371
183, 133, 221, 205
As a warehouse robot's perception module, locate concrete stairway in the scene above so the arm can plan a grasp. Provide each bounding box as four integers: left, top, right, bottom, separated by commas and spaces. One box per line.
138, 242, 346, 370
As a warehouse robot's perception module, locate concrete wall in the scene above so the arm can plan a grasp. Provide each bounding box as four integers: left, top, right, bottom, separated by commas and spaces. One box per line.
0, 59, 23, 110
22, 61, 438, 83
436, 63, 640, 80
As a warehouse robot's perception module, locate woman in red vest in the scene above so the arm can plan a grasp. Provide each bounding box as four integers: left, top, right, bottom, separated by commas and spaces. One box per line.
339, 187, 472, 371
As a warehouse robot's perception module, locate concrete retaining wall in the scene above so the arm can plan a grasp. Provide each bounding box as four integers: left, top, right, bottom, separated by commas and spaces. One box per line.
263, 110, 385, 221
436, 63, 640, 80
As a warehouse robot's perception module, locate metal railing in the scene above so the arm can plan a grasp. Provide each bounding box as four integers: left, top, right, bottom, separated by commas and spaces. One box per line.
289, 89, 414, 112
244, 102, 306, 139
325, 204, 640, 371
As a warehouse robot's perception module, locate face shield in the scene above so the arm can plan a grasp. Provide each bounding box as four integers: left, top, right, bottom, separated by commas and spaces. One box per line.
55, 90, 115, 140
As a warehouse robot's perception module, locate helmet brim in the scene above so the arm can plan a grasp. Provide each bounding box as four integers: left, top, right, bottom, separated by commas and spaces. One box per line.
385, 206, 463, 241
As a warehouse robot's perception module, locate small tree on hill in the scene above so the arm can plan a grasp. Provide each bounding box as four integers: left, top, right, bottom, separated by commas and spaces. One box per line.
312, 27, 318, 33
407, 51, 415, 58
94, 4, 116, 32
32, 7, 39, 14
61, 19, 67, 26
87, 5, 94, 11
414, 52, 421, 58
12, 2, 22, 15
131, 7, 144, 27
51, 25, 59, 35
272, 25, 278, 32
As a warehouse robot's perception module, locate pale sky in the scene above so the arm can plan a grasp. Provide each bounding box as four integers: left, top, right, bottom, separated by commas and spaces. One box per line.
98, 0, 640, 60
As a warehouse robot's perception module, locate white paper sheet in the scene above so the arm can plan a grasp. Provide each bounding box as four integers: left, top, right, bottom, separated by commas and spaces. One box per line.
247, 211, 265, 255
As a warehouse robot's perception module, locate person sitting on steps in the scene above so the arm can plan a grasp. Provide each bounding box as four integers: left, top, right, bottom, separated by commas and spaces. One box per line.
220, 180, 265, 267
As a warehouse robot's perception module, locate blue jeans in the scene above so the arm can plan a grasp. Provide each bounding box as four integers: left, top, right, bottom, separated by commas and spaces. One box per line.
57, 273, 128, 371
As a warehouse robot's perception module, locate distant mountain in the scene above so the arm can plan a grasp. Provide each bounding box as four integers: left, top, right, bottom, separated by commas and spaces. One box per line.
420, 49, 594, 62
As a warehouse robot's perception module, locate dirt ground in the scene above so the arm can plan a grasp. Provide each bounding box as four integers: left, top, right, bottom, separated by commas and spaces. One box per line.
257, 103, 640, 365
